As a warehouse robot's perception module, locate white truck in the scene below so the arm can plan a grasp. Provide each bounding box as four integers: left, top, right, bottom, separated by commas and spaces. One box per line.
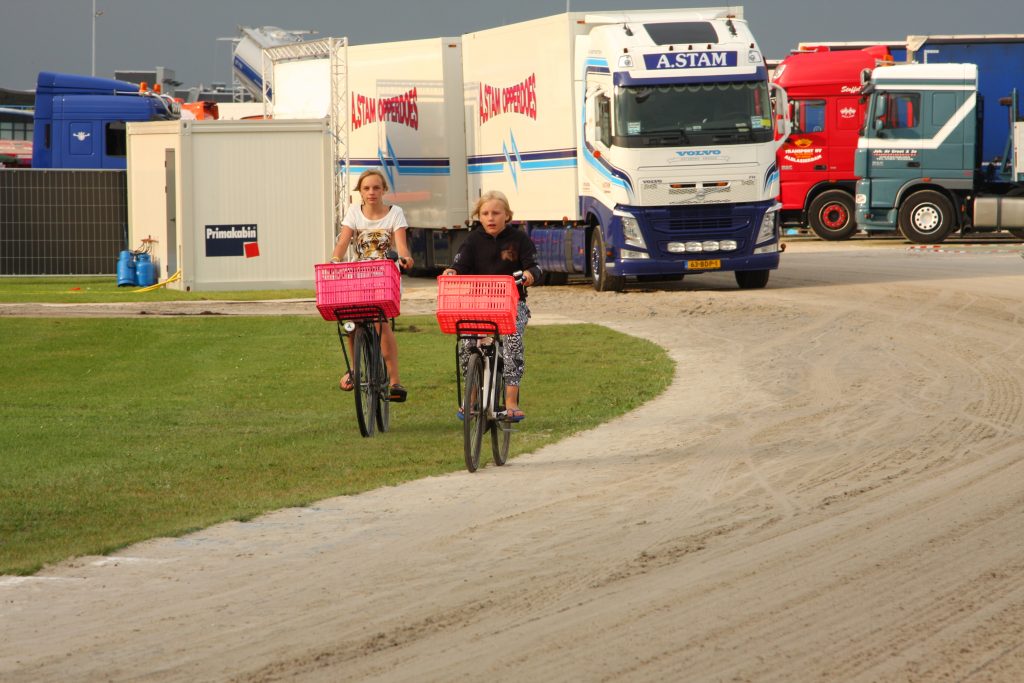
267, 8, 790, 290
462, 9, 788, 290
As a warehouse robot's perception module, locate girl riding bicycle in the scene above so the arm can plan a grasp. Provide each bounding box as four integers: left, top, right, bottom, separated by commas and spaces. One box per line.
331, 168, 413, 402
442, 190, 542, 421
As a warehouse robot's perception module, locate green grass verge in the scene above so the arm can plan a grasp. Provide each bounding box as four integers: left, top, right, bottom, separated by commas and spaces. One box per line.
0, 276, 312, 303
1, 315, 673, 575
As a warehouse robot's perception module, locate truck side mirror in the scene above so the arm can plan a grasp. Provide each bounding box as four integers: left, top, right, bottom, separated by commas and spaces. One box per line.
769, 82, 791, 148
874, 96, 886, 120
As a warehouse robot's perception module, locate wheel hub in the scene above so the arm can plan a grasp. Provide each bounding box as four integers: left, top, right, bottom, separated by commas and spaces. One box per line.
822, 203, 849, 229
913, 205, 941, 233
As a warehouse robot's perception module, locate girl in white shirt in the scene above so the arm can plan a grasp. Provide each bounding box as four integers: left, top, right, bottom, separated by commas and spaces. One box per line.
330, 168, 414, 401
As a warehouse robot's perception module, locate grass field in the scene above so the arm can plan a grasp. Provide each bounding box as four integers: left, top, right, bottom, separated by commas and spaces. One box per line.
0, 275, 313, 303
1, 315, 673, 575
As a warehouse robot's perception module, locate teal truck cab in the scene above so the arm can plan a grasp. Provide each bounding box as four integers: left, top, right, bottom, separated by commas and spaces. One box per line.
855, 62, 1024, 242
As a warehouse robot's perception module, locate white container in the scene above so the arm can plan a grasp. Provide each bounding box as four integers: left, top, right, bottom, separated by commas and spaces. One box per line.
127, 118, 332, 291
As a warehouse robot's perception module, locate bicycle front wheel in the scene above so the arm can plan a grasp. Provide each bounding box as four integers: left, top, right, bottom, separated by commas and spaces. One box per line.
463, 353, 486, 472
352, 326, 377, 438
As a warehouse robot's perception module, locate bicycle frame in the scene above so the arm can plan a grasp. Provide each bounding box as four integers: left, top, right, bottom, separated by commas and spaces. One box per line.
334, 304, 394, 438
334, 305, 392, 375
453, 319, 505, 422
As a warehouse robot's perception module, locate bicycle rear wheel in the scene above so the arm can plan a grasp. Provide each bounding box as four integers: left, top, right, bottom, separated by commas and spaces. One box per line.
463, 353, 486, 472
352, 326, 377, 438
375, 339, 390, 433
490, 361, 510, 466
490, 422, 511, 466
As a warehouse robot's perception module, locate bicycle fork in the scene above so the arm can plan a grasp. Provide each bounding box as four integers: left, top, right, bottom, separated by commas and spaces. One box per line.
479, 351, 496, 420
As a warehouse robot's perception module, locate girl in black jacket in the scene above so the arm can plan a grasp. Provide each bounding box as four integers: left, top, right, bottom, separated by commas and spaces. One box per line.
442, 190, 542, 421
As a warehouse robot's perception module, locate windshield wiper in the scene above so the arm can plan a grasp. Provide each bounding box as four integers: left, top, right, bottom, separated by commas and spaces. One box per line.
640, 128, 690, 145
703, 126, 757, 143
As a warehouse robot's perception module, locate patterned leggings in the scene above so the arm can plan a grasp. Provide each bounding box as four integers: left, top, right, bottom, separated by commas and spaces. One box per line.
459, 300, 531, 386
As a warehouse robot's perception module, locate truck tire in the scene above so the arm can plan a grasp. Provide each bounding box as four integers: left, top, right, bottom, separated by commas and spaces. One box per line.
898, 190, 955, 244
590, 227, 624, 292
808, 190, 857, 241
735, 269, 770, 289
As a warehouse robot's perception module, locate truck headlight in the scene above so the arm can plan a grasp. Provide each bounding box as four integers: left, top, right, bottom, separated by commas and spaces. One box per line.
615, 210, 646, 248
756, 205, 781, 245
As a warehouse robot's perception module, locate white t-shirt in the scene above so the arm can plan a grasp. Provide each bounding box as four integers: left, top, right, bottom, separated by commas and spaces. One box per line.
342, 204, 408, 261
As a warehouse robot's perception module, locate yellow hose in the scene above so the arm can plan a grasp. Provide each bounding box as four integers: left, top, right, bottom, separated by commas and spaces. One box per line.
134, 269, 182, 292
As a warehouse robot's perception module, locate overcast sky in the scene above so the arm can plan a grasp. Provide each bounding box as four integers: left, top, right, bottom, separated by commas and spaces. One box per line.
2, 0, 1022, 91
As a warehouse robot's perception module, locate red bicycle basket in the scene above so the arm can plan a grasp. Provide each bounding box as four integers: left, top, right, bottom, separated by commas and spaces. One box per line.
436, 275, 520, 335
315, 261, 401, 321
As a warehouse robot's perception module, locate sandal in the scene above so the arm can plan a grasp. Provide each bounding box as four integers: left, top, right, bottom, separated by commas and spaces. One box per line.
498, 408, 526, 423
389, 383, 408, 402
338, 371, 354, 392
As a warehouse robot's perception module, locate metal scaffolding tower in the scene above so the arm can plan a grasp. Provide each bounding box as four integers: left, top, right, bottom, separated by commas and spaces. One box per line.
262, 37, 350, 235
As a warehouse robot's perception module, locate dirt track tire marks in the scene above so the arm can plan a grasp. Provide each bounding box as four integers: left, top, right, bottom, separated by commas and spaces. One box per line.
4, 242, 1024, 682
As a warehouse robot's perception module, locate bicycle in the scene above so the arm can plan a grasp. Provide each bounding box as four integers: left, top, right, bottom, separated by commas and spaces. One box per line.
315, 255, 404, 438
437, 272, 523, 472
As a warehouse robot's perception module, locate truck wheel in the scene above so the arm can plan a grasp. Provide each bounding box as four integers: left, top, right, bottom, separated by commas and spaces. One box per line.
808, 190, 857, 241
735, 270, 770, 289
590, 228, 624, 292
898, 190, 955, 244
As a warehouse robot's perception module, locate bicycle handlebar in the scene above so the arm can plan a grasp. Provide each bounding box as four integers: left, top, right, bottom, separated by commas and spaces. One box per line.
385, 250, 411, 273
441, 269, 527, 285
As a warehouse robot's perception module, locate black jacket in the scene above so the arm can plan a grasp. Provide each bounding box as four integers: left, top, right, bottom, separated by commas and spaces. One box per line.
451, 225, 543, 299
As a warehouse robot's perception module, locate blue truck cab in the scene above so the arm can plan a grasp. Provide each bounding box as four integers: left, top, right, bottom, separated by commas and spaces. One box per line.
32, 71, 178, 169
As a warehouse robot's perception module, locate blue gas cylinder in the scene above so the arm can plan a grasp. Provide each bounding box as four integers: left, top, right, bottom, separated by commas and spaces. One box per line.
116, 250, 136, 287
135, 253, 155, 287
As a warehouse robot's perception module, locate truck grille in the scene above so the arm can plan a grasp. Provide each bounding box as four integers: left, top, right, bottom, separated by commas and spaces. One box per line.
636, 204, 753, 237
639, 175, 758, 205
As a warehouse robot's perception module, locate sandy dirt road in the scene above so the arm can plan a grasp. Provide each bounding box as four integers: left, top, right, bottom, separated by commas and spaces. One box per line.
3, 239, 1024, 682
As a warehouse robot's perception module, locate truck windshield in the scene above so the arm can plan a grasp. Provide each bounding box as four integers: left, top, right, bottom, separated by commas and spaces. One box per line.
613, 81, 773, 147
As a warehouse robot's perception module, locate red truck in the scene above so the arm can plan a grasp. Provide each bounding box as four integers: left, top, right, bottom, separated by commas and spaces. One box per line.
773, 46, 892, 239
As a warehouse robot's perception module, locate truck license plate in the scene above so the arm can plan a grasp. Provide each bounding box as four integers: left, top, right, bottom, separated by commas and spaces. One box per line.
686, 259, 721, 270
